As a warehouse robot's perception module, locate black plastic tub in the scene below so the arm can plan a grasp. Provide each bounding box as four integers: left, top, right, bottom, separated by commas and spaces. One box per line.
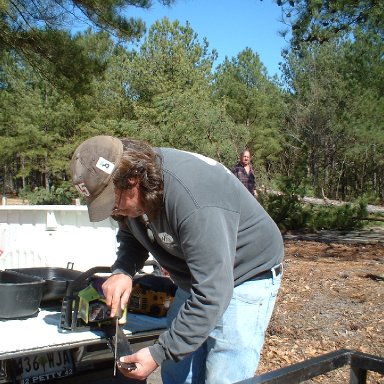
8, 267, 85, 302
0, 270, 45, 319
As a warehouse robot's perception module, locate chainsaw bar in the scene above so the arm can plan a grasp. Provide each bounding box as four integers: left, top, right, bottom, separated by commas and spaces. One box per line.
105, 323, 136, 374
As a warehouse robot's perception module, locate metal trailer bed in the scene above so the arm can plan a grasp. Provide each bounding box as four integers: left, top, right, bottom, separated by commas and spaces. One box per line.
0, 308, 166, 383
236, 349, 384, 384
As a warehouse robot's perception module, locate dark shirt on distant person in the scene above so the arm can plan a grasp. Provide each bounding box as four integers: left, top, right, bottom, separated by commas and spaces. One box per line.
232, 162, 256, 195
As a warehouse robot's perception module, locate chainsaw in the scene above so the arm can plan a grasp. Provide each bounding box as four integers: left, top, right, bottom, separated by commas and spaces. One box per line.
58, 264, 177, 373
129, 273, 177, 317
58, 264, 177, 331
58, 266, 134, 374
58, 266, 128, 332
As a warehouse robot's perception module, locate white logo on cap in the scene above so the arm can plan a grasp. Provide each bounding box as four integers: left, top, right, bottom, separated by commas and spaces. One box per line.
75, 183, 90, 197
96, 157, 115, 174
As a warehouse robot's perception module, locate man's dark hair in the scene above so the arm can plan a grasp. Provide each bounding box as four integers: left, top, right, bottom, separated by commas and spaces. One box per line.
113, 138, 164, 219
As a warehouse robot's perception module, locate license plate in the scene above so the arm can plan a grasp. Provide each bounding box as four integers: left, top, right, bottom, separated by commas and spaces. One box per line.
15, 349, 74, 383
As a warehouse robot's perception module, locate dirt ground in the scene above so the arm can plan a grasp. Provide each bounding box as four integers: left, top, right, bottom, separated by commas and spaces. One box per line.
257, 239, 384, 383
146, 237, 384, 384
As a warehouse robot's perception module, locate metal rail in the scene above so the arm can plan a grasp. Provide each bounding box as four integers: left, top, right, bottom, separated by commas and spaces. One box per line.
235, 349, 384, 384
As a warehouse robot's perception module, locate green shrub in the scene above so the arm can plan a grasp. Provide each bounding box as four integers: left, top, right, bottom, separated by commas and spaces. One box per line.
19, 183, 78, 205
308, 201, 368, 231
258, 176, 312, 231
259, 191, 312, 231
259, 176, 368, 232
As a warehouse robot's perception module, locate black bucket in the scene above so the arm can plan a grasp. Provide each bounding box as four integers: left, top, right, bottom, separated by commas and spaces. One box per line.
0, 270, 45, 319
8, 267, 84, 302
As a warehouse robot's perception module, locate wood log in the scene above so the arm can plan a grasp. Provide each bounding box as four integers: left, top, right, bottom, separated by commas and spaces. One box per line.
300, 196, 384, 214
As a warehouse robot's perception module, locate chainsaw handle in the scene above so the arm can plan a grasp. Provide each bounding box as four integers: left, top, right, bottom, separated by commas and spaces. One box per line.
59, 266, 112, 331
65, 266, 112, 296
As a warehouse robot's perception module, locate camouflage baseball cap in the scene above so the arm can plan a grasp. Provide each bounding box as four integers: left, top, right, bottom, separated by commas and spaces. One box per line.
71, 135, 123, 222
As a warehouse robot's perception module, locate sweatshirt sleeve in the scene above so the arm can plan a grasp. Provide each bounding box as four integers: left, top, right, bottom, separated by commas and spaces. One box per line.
149, 206, 239, 364
112, 225, 149, 277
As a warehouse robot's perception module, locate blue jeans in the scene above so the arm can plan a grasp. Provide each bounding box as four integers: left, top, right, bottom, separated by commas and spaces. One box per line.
161, 267, 282, 384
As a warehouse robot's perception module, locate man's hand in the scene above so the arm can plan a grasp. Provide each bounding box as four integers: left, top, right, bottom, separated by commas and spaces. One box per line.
102, 274, 133, 318
118, 347, 158, 380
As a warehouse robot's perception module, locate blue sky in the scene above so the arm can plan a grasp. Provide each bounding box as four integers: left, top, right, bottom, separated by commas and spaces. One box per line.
126, 0, 289, 78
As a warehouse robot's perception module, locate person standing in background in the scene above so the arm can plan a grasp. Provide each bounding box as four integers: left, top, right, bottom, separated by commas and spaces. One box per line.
232, 149, 258, 197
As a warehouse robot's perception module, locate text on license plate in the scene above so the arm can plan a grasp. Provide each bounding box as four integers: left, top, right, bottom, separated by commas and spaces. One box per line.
15, 349, 74, 383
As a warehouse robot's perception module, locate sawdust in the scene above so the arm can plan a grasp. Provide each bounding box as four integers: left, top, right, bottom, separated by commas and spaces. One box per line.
258, 240, 384, 383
